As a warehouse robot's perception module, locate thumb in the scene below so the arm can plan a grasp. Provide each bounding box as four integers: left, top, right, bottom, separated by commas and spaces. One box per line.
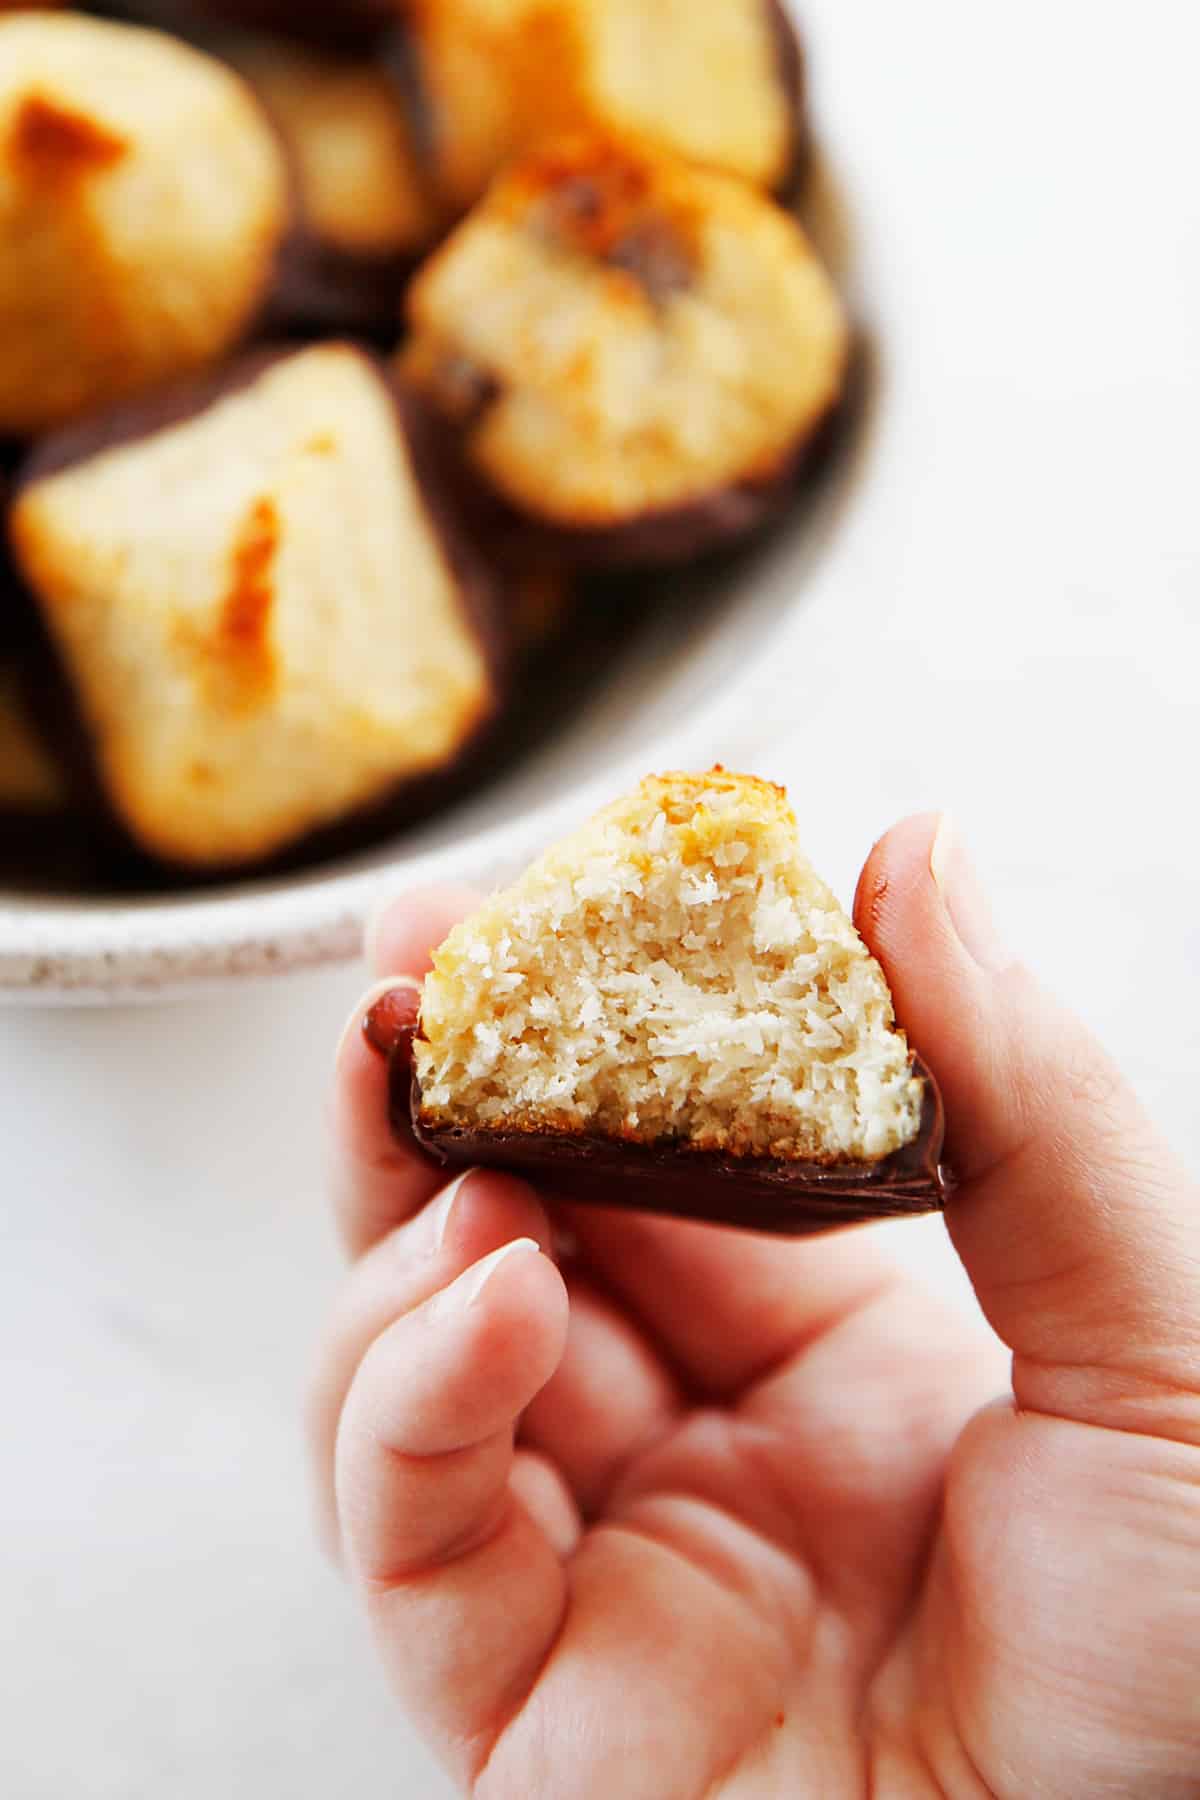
855, 812, 1200, 1444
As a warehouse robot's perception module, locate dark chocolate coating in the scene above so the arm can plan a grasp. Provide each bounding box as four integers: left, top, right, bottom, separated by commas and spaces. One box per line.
0, 639, 92, 886
267, 229, 418, 338
404, 321, 853, 572
0, 482, 35, 655
404, 1054, 952, 1236
201, 0, 396, 48
12, 345, 514, 882
107, 1, 394, 51
765, 0, 809, 200
490, 385, 845, 571
245, 36, 439, 338
377, 22, 440, 207
0, 811, 98, 889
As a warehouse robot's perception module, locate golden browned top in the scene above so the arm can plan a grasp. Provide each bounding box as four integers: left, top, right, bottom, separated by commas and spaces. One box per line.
10, 91, 127, 177
628, 768, 794, 861
638, 765, 791, 820
0, 13, 289, 433
172, 495, 280, 713
500, 131, 700, 277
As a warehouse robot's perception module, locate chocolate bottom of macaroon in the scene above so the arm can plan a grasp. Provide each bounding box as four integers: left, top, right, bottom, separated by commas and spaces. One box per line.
765, 0, 810, 202
379, 1025, 950, 1234
0, 649, 93, 889
527, 389, 846, 569
267, 230, 421, 337
400, 383, 845, 573
410, 328, 858, 573
109, 0, 394, 50
0, 809, 99, 890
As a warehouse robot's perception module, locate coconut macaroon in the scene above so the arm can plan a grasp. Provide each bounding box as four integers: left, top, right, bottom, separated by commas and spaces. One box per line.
222, 34, 438, 331
401, 134, 849, 563
404, 770, 946, 1230
10, 343, 504, 873
398, 0, 803, 217
0, 13, 289, 435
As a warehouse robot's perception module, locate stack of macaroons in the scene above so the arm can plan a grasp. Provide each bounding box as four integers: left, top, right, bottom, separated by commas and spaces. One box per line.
1, 2, 847, 881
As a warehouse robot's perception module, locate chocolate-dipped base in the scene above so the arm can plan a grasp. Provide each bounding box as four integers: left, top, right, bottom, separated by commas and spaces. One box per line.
267, 229, 419, 337
765, 0, 810, 202
402, 332, 857, 574
108, 1, 394, 51
512, 400, 843, 570
365, 997, 952, 1233
411, 1078, 950, 1232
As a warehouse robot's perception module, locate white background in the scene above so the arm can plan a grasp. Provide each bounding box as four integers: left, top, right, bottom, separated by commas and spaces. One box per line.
2, 3, 1198, 1794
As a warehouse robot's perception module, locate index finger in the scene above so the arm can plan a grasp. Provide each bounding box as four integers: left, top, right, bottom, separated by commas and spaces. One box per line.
329, 886, 478, 1258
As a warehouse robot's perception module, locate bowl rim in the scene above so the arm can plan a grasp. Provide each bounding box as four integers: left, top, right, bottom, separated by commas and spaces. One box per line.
0, 600, 819, 999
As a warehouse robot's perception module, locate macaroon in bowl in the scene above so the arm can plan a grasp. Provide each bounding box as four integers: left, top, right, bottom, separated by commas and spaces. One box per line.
0, 8, 879, 1003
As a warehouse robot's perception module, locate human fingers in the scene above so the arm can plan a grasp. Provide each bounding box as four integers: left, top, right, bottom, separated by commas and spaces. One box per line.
560, 1203, 900, 1399
335, 1237, 569, 1787
855, 813, 1200, 1442
309, 1167, 551, 1557
366, 881, 480, 980
518, 1269, 684, 1514
329, 887, 477, 1258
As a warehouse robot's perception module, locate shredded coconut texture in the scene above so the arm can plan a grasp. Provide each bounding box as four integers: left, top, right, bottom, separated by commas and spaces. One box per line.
402, 132, 848, 526
11, 344, 493, 867
415, 770, 924, 1163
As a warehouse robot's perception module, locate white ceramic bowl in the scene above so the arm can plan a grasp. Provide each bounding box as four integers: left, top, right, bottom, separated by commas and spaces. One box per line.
0, 147, 875, 1003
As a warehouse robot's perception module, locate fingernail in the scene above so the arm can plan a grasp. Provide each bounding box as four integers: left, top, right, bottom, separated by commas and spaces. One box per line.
335, 977, 415, 1067
427, 1168, 480, 1251
361, 978, 421, 1060
432, 1238, 541, 1317
929, 813, 1009, 972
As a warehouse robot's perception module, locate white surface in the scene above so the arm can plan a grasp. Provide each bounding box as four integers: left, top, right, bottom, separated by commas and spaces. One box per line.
3, 2, 1199, 1794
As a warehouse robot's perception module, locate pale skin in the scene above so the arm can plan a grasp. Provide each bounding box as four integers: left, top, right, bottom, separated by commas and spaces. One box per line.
314, 814, 1200, 1797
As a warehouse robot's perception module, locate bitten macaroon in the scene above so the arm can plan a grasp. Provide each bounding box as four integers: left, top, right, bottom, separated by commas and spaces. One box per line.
382, 769, 947, 1232
0, 12, 289, 434
401, 132, 849, 563
10, 343, 505, 873
396, 0, 804, 217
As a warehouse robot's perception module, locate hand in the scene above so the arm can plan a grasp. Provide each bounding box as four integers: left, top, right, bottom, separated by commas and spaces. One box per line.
314, 817, 1200, 1798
